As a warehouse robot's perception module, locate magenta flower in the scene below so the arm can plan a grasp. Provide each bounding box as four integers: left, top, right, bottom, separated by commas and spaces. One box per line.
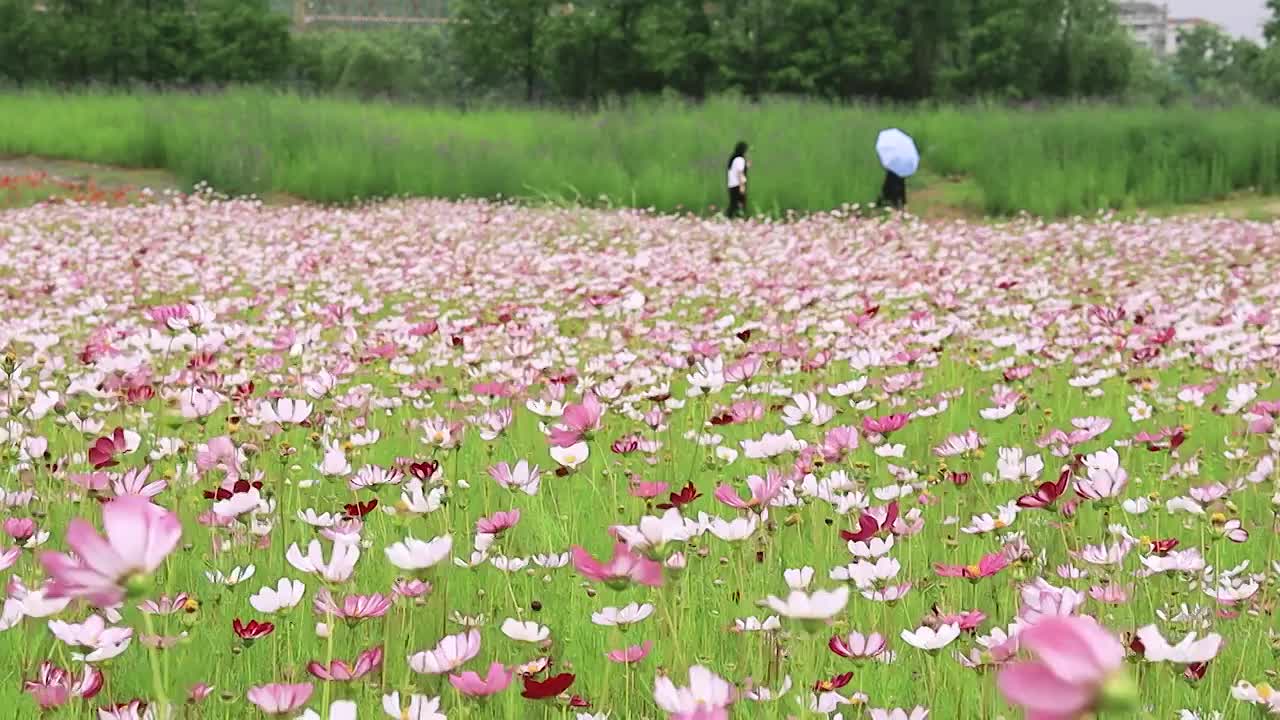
997, 616, 1134, 719
548, 394, 604, 447
571, 543, 664, 588
246, 683, 314, 715
476, 509, 521, 535
23, 661, 103, 709
606, 640, 654, 664
862, 413, 908, 435
448, 662, 514, 697
307, 646, 384, 681
312, 589, 392, 620
935, 552, 1009, 581
39, 495, 182, 607
714, 469, 784, 512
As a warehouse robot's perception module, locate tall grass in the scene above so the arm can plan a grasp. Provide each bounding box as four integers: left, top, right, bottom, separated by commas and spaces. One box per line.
2, 90, 1280, 216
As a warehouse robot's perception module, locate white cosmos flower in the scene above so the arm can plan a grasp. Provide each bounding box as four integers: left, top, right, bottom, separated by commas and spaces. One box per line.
501, 618, 550, 643
901, 623, 961, 650
385, 535, 453, 572
708, 515, 757, 541
1166, 496, 1205, 515
612, 508, 692, 552
533, 552, 570, 568
550, 442, 589, 468
740, 430, 806, 459
784, 567, 814, 590
1121, 497, 1151, 515
250, 578, 306, 614
382, 692, 447, 720
848, 535, 895, 559
591, 602, 654, 627
734, 616, 782, 632
490, 556, 529, 573
206, 565, 256, 586
874, 443, 906, 458
1135, 625, 1223, 663
761, 586, 849, 620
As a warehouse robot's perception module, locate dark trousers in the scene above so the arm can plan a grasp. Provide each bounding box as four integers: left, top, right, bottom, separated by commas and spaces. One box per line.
879, 171, 906, 209
727, 186, 746, 218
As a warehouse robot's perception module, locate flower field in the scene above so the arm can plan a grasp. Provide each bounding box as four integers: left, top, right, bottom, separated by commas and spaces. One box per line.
1, 194, 1279, 720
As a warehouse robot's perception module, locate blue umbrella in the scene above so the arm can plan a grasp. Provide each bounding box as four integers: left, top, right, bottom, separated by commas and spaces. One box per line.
876, 128, 920, 178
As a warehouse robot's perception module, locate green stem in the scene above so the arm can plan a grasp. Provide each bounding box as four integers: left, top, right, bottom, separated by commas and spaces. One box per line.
141, 612, 171, 719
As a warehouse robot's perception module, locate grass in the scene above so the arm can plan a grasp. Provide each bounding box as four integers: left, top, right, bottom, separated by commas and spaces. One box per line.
0, 195, 1278, 719
3, 90, 1280, 217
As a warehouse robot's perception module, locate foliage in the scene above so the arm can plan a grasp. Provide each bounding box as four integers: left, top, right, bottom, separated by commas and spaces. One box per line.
4, 90, 1280, 218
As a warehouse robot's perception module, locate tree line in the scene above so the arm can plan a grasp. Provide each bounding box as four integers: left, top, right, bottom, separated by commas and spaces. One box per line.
2, 0, 1280, 104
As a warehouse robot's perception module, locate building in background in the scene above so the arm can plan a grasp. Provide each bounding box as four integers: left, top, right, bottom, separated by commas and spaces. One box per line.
1165, 17, 1223, 55
1116, 2, 1170, 56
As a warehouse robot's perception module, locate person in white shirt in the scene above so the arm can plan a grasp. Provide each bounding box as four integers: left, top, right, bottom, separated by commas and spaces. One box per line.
726, 141, 749, 218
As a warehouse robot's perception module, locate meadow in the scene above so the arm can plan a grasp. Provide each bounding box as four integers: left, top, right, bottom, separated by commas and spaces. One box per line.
0, 190, 1278, 719
4, 91, 1280, 217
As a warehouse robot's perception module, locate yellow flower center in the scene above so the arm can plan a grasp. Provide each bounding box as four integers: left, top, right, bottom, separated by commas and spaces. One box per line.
966, 564, 982, 576
993, 520, 1007, 529
1258, 684, 1274, 700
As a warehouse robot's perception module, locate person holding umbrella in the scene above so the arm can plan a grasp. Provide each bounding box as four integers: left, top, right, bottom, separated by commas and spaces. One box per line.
875, 128, 919, 210
726, 141, 749, 219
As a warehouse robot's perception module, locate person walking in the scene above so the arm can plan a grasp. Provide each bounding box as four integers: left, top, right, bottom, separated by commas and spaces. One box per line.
879, 169, 906, 210
726, 141, 749, 219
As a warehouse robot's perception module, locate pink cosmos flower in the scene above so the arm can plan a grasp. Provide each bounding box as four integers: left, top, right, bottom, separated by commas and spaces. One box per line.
629, 481, 670, 499
40, 495, 182, 607
934, 552, 1009, 581
862, 414, 908, 435
307, 646, 383, 681
820, 426, 860, 461
933, 429, 984, 457
997, 616, 1131, 720
313, 589, 392, 620
714, 469, 784, 512
489, 461, 541, 495
408, 630, 481, 674
246, 683, 314, 715
571, 543, 664, 588
187, 683, 215, 703
1088, 584, 1130, 605
23, 661, 104, 709
4, 517, 36, 543
829, 631, 888, 659
723, 354, 762, 383
476, 509, 520, 535
548, 394, 604, 447
448, 662, 514, 697
606, 640, 654, 664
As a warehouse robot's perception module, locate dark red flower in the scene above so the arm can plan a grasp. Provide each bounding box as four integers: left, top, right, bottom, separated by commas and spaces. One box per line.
125, 385, 156, 404
611, 436, 640, 454
232, 619, 274, 640
949, 471, 971, 487
656, 481, 701, 511
1184, 662, 1209, 681
1148, 538, 1179, 555
813, 672, 853, 693
88, 428, 129, 469
407, 461, 439, 482
567, 695, 591, 708
522, 673, 574, 699
1017, 466, 1072, 510
839, 501, 898, 542
344, 499, 378, 518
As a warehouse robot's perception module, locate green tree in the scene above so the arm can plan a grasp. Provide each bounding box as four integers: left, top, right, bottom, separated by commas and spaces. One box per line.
454, 0, 554, 101
1266, 0, 1279, 44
